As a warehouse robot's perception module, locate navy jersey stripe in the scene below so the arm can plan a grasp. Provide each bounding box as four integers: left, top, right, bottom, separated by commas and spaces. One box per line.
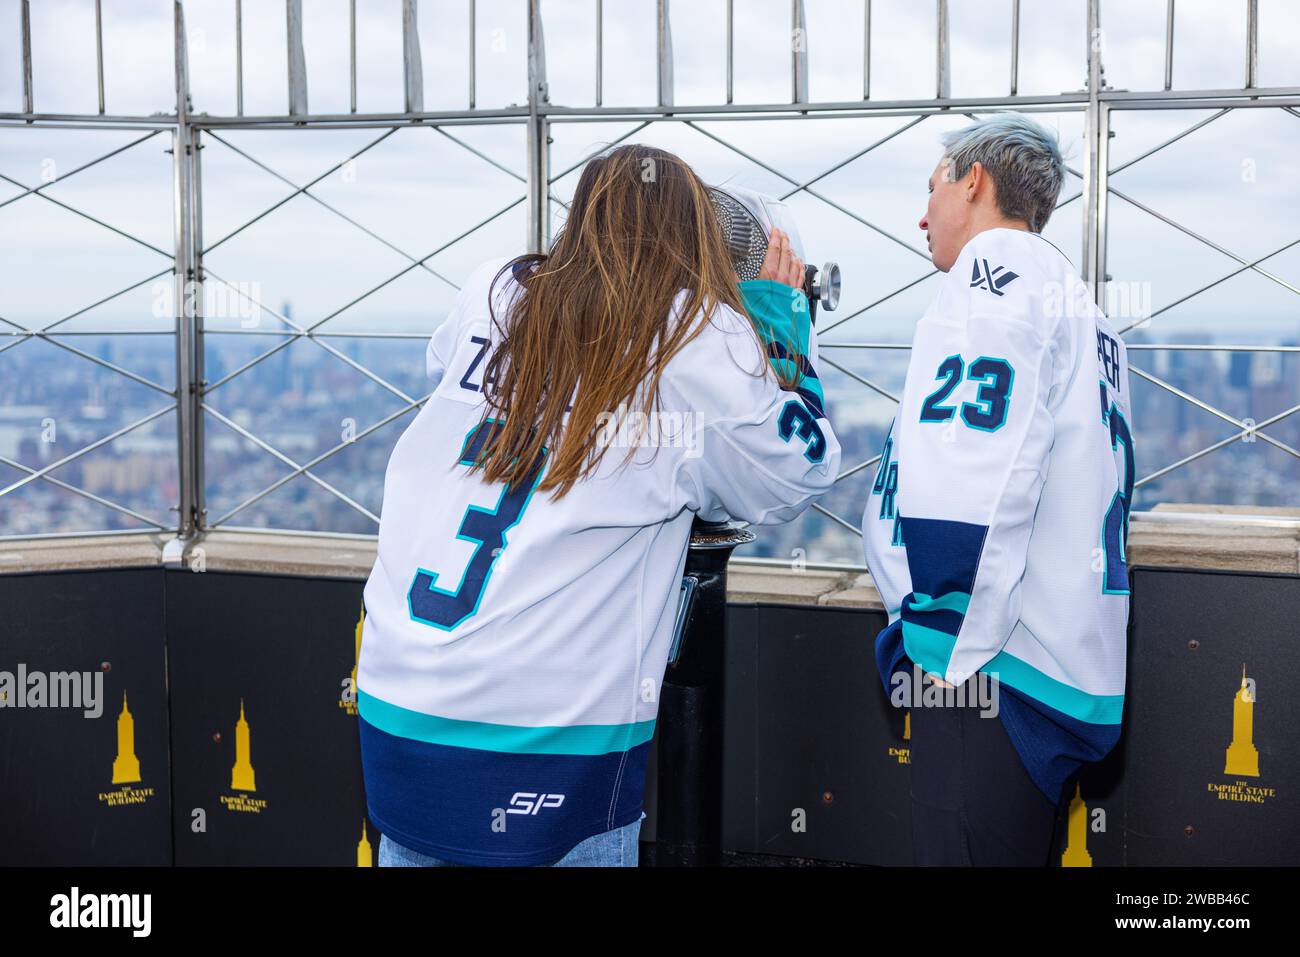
997, 683, 1122, 806
359, 715, 648, 866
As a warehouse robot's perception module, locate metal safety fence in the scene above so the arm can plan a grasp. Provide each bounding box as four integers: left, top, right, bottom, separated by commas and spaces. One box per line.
1, 0, 1297, 561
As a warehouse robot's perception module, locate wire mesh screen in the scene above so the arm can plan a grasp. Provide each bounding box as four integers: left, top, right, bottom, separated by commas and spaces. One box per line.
1, 1, 1296, 563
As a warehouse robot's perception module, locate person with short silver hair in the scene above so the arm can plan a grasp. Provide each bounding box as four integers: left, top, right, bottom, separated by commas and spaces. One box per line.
862, 112, 1134, 866
923, 112, 1066, 270
937, 113, 1065, 234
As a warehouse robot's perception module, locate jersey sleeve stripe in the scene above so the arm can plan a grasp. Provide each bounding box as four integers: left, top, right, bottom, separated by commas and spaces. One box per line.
898, 517, 986, 615
358, 689, 656, 755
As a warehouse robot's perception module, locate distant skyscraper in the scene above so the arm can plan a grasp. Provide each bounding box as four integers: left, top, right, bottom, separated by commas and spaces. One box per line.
1229, 352, 1251, 390
279, 301, 294, 391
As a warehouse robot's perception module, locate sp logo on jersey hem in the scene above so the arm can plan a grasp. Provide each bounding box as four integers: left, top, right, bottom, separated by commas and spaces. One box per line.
507, 792, 566, 815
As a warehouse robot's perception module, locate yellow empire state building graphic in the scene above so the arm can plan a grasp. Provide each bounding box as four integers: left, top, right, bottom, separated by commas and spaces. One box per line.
231, 699, 257, 791
357, 820, 373, 867
1060, 782, 1092, 867
1224, 665, 1259, 777
351, 602, 364, 709
355, 601, 364, 687
111, 692, 141, 784
341, 600, 365, 715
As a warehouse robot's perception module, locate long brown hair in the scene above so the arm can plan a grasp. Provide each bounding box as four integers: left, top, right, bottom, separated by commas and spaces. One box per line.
467, 143, 801, 499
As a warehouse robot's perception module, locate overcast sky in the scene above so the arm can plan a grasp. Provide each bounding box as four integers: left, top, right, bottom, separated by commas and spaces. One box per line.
1, 0, 1298, 347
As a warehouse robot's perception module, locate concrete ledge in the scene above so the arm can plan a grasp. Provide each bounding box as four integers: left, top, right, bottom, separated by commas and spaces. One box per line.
0, 532, 171, 574
0, 505, 1294, 610
175, 530, 378, 580
1126, 503, 1300, 575
726, 564, 869, 608
820, 572, 885, 610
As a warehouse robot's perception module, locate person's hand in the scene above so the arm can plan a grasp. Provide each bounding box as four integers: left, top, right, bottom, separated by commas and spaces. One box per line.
757, 227, 805, 288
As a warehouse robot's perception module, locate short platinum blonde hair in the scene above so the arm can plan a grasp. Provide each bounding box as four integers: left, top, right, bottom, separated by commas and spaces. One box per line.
939, 113, 1065, 233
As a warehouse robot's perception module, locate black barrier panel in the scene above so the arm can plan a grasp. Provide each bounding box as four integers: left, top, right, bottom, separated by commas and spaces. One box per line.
4, 563, 1297, 867
1121, 567, 1299, 865
164, 569, 371, 866
0, 566, 170, 866
725, 599, 1129, 868
720, 604, 911, 865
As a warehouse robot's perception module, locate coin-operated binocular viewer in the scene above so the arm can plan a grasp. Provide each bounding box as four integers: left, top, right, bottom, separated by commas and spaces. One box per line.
710, 184, 841, 323
645, 187, 840, 866
645, 519, 753, 867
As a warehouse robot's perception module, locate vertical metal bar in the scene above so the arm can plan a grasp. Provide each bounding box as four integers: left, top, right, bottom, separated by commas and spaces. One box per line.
95, 0, 105, 114
595, 0, 602, 107
726, 0, 734, 105
349, 0, 357, 113
469, 0, 476, 109
286, 0, 308, 115
1082, 0, 1103, 293
190, 122, 207, 531
792, 0, 808, 105
236, 0, 244, 115
175, 1, 190, 124
1163, 0, 1174, 91
1096, 100, 1111, 306
173, 1, 197, 539
863, 0, 870, 99
172, 140, 192, 536
20, 0, 33, 115
936, 0, 950, 100
402, 0, 424, 113
1246, 0, 1258, 89
1086, 1, 1104, 97
1010, 0, 1020, 96
526, 0, 550, 254
657, 0, 674, 108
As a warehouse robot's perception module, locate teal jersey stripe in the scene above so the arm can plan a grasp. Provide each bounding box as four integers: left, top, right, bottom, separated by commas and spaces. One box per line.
801, 373, 825, 407
907, 590, 971, 615
982, 651, 1125, 724
738, 278, 818, 394
739, 279, 811, 347
901, 620, 957, 677
770, 358, 826, 406
900, 624, 1124, 725
358, 689, 656, 755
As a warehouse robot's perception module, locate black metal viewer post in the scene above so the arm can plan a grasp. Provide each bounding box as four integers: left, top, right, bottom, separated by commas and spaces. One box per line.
645, 518, 755, 867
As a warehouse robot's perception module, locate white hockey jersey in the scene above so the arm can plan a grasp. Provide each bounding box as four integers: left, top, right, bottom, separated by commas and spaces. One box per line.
862, 227, 1132, 805
358, 256, 840, 865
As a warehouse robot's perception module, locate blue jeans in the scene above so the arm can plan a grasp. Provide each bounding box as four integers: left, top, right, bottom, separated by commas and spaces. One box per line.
377, 812, 645, 867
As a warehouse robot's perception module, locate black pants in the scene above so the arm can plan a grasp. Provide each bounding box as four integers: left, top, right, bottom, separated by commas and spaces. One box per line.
908, 675, 1070, 866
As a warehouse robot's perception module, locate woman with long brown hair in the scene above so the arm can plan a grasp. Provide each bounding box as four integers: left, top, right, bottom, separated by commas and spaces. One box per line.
357, 143, 840, 867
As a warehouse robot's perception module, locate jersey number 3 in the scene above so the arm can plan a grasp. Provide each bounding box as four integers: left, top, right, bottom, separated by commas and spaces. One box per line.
407, 419, 547, 631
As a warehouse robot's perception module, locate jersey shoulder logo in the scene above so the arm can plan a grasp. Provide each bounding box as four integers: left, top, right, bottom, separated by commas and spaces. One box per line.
969, 258, 1020, 296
